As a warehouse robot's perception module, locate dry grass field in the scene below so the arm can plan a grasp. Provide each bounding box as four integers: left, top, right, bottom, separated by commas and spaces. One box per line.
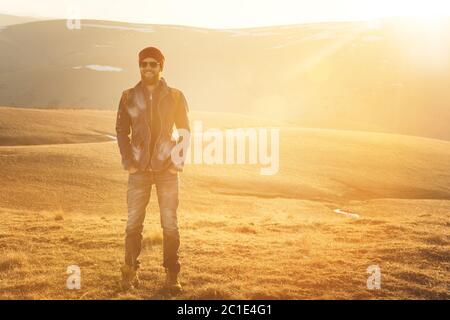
0, 107, 448, 299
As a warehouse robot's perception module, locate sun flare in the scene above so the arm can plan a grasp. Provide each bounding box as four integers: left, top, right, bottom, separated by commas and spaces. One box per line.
360, 0, 450, 20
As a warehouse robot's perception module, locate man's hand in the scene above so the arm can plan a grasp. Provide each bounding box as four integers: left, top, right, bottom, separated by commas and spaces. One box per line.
168, 167, 178, 174
128, 166, 139, 174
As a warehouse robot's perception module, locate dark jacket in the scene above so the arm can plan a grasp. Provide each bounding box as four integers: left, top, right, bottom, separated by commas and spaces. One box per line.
115, 77, 190, 172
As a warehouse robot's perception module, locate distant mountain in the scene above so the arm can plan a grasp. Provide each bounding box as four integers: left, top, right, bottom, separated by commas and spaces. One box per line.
0, 13, 41, 26
0, 18, 449, 140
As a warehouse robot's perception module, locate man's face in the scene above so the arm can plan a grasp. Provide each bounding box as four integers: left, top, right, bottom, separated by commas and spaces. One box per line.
139, 57, 161, 83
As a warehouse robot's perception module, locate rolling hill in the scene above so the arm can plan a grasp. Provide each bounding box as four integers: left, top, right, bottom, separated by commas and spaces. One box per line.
0, 13, 41, 27
0, 108, 448, 299
0, 17, 449, 140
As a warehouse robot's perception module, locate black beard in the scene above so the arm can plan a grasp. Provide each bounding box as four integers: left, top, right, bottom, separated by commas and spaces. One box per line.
142, 73, 160, 85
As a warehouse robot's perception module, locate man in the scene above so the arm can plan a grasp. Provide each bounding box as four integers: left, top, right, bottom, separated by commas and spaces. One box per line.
115, 46, 190, 292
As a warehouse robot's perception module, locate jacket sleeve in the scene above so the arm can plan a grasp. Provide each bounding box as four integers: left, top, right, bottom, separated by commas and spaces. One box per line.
115, 90, 135, 170
174, 91, 191, 132
173, 90, 191, 171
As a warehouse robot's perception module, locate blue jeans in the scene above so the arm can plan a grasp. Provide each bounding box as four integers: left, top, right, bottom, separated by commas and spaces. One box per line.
124, 169, 180, 273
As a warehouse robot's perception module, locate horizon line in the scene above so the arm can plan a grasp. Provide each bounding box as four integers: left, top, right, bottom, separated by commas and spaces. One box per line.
2, 11, 450, 30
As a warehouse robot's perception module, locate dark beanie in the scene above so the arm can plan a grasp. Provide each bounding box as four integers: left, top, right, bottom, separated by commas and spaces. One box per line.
138, 46, 165, 70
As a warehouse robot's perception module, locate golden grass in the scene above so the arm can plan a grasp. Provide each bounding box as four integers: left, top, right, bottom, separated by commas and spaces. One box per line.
0, 250, 28, 272
0, 109, 448, 299
0, 199, 448, 299
54, 210, 64, 221
142, 228, 163, 248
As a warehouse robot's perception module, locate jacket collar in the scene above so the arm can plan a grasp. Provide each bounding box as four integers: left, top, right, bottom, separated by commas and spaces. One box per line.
133, 77, 169, 111
135, 77, 169, 98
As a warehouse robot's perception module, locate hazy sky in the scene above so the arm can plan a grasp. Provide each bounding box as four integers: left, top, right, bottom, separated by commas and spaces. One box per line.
1, 0, 450, 28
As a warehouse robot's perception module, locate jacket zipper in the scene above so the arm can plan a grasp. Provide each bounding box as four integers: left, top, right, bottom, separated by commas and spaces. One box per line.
150, 92, 165, 169
143, 92, 152, 170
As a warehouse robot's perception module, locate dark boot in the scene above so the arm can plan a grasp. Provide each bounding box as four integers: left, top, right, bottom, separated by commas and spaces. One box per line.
164, 268, 182, 293
120, 264, 140, 290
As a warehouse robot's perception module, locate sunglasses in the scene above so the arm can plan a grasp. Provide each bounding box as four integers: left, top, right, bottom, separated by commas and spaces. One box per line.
139, 61, 160, 68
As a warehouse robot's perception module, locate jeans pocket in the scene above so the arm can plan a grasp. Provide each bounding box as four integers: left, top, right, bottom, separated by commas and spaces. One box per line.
128, 170, 151, 186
